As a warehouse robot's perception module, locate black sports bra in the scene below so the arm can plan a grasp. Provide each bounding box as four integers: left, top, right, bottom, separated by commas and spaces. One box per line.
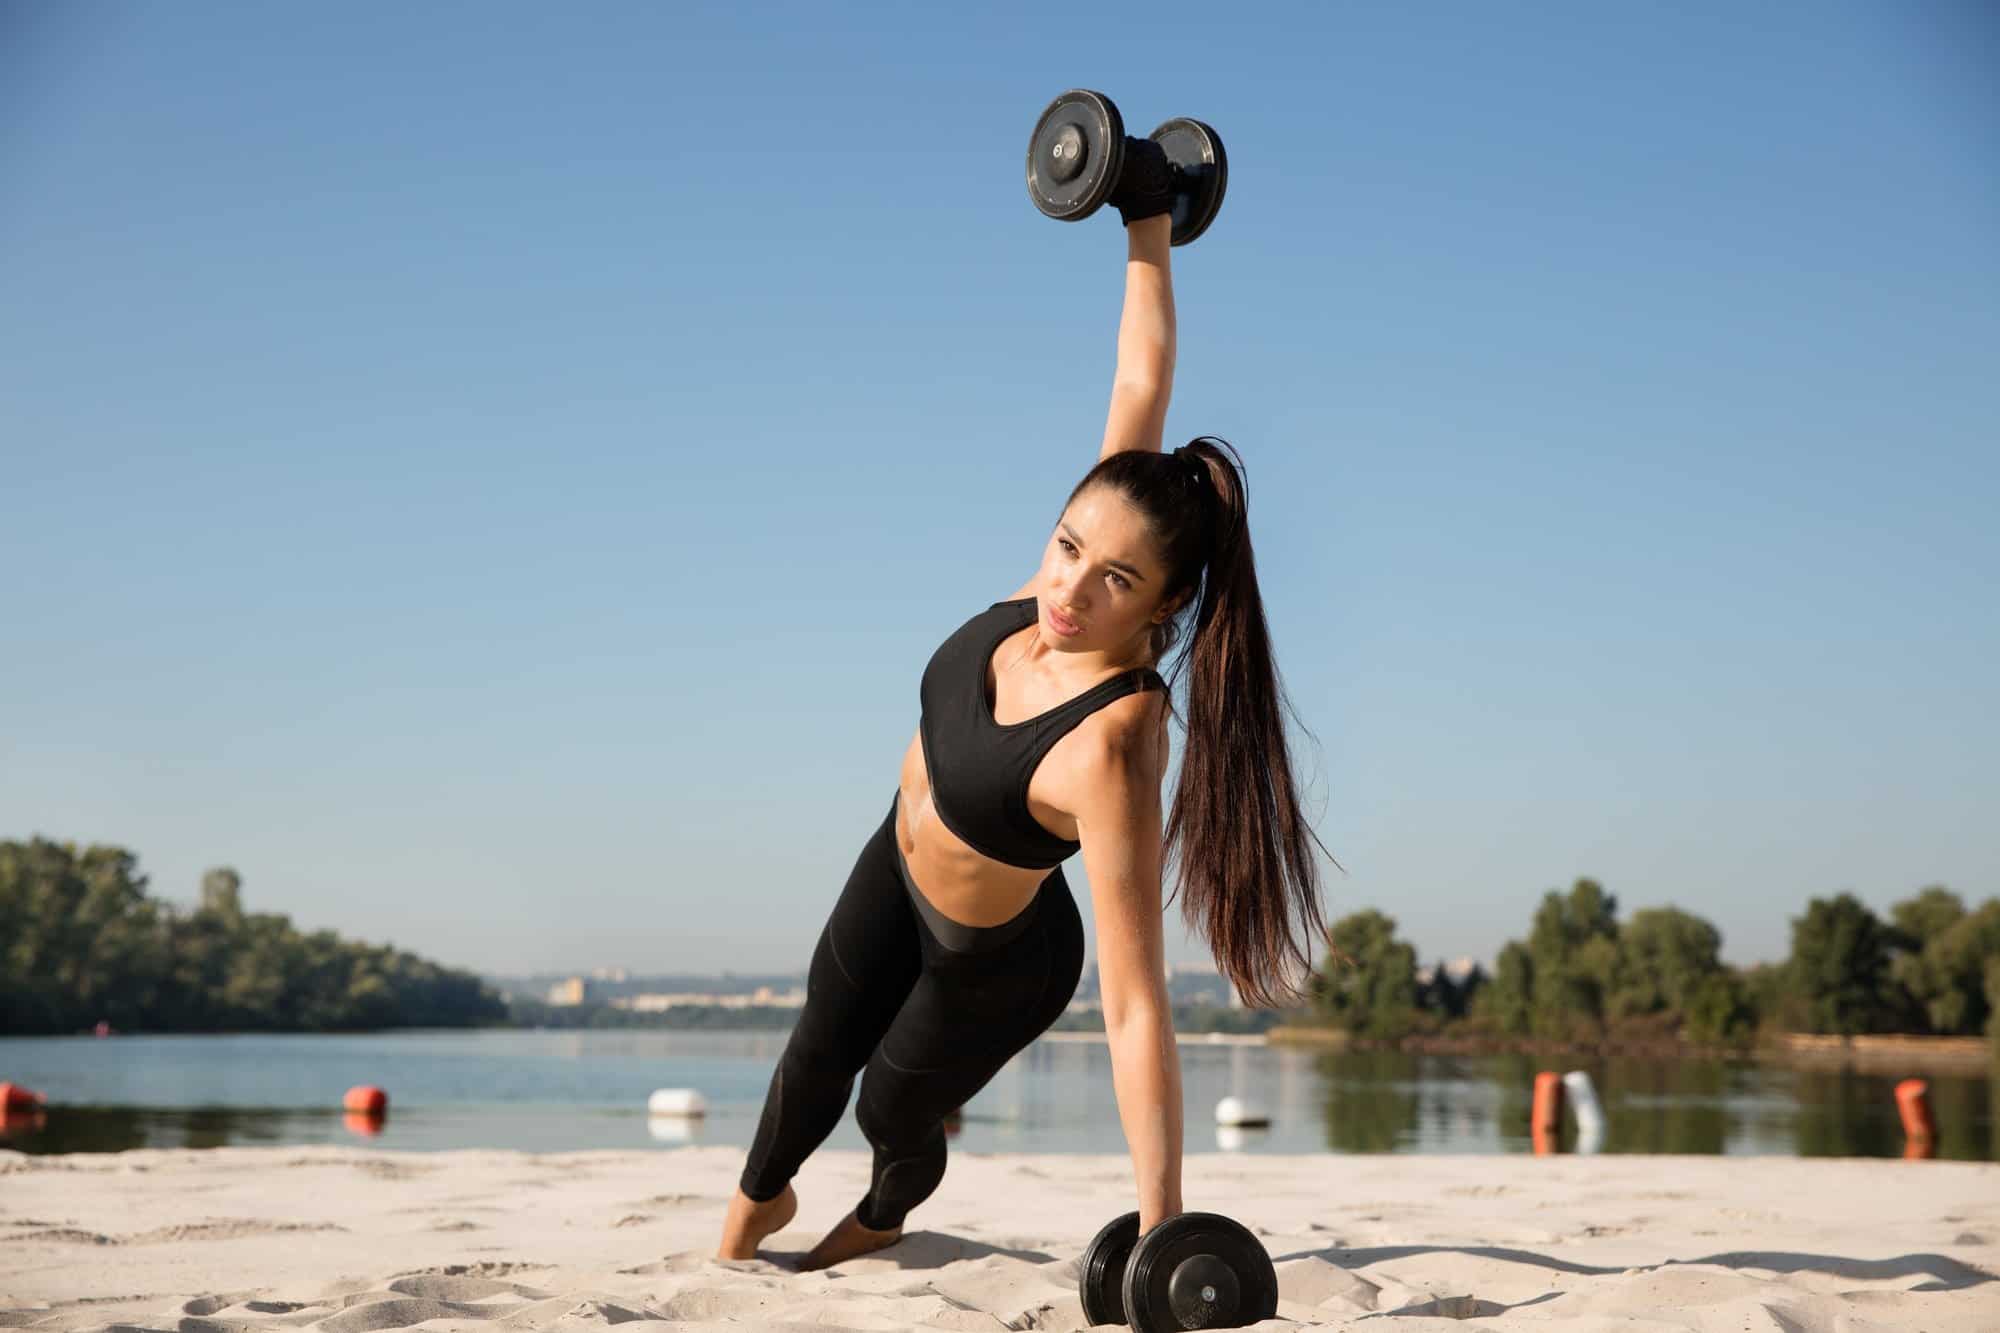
917, 597, 1166, 870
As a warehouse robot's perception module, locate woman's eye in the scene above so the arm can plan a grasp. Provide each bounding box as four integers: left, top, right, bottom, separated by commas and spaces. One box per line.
1057, 538, 1125, 588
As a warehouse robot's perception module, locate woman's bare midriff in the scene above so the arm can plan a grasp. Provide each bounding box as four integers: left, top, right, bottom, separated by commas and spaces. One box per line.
893, 723, 1068, 929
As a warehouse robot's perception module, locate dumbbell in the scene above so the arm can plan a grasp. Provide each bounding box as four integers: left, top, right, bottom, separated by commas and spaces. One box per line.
1078, 1210, 1279, 1331
1025, 89, 1228, 246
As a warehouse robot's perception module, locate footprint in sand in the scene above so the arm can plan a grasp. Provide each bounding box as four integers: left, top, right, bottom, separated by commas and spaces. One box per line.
388, 1275, 555, 1301
10, 1228, 115, 1245
128, 1221, 346, 1245
395, 1262, 553, 1281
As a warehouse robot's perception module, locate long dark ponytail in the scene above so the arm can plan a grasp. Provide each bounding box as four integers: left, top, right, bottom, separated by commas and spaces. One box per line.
1067, 437, 1336, 1008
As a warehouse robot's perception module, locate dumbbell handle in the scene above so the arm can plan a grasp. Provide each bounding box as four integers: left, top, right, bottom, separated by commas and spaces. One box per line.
1110, 136, 1175, 228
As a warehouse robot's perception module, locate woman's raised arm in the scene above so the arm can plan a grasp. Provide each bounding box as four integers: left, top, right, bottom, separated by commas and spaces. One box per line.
1098, 214, 1176, 462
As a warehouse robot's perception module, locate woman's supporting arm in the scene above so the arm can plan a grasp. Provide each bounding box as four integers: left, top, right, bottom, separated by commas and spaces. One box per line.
1105, 997, 1185, 1231
1075, 706, 1185, 1231
1098, 214, 1177, 461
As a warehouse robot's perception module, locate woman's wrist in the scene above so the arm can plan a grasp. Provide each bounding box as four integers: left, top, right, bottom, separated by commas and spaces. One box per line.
1126, 214, 1173, 257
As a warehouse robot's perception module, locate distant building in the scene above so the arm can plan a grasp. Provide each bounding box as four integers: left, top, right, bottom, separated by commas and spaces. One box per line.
612, 984, 807, 1013
546, 976, 591, 1006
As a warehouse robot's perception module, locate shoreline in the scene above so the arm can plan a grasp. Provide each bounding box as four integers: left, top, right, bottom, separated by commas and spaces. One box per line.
1036, 1028, 1267, 1046
1042, 1025, 1994, 1073
1261, 1025, 1997, 1072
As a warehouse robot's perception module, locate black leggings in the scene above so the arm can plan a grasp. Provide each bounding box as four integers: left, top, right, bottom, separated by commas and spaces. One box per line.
739, 788, 1085, 1230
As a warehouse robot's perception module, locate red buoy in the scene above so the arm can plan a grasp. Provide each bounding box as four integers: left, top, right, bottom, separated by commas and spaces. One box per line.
1896, 1078, 1935, 1143
343, 1111, 386, 1138
343, 1085, 388, 1116
1531, 1070, 1564, 1154
0, 1083, 45, 1111
0, 1108, 47, 1140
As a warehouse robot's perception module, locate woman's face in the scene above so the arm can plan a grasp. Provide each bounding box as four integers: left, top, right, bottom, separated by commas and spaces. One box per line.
1032, 486, 1184, 652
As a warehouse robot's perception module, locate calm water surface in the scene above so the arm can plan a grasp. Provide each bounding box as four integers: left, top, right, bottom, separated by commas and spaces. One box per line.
0, 1030, 1990, 1159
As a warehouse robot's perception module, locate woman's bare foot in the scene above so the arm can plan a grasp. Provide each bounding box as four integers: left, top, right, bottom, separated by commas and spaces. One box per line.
797, 1208, 902, 1270
716, 1183, 797, 1260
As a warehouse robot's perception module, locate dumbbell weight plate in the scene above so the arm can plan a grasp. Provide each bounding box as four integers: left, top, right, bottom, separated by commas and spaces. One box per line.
1027, 89, 1126, 223
1120, 1212, 1277, 1331
1078, 1210, 1141, 1327
1149, 117, 1228, 247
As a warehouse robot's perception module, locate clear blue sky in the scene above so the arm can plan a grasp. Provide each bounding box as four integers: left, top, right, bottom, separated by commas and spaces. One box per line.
4, 1, 1994, 979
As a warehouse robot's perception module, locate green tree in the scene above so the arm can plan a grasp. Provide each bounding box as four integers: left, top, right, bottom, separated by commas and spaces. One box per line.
1314, 909, 1419, 1039
1473, 940, 1534, 1036
1888, 889, 2000, 1036
1741, 959, 1803, 1035
1787, 893, 1899, 1035
0, 840, 505, 1034
1891, 885, 1963, 944
1611, 906, 1725, 1022
1986, 957, 2000, 1045
1526, 878, 1619, 1039
1927, 899, 2000, 1034
1682, 971, 1754, 1045
200, 867, 245, 923
0, 839, 170, 1033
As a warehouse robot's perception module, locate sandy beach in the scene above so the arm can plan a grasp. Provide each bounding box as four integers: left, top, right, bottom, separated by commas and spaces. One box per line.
4, 1144, 1996, 1331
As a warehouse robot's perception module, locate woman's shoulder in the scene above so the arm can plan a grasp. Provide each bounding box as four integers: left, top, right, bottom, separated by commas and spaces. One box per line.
1077, 682, 1171, 778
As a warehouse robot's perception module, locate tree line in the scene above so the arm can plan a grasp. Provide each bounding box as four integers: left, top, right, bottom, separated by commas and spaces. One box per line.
1311, 878, 2000, 1048
0, 838, 506, 1034
7, 835, 1990, 1046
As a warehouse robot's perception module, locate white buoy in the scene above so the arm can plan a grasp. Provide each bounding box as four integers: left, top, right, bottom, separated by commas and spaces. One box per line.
1215, 1124, 1248, 1152
1562, 1070, 1606, 1154
646, 1116, 695, 1144
647, 1088, 709, 1118
1214, 1095, 1270, 1128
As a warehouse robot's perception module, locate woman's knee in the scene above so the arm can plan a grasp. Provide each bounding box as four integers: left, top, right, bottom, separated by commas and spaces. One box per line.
854, 1078, 917, 1150
855, 1120, 947, 1231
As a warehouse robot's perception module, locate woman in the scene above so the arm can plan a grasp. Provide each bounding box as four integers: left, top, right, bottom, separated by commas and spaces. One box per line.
716, 150, 1331, 1271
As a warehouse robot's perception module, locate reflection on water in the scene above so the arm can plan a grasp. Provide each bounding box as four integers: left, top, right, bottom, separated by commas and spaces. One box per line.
0, 1031, 1990, 1159
1303, 1050, 1996, 1159
0, 1106, 301, 1154
1318, 1050, 1425, 1153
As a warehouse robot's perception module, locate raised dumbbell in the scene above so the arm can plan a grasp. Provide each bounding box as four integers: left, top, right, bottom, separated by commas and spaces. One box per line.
1078, 1210, 1279, 1331
1025, 89, 1229, 246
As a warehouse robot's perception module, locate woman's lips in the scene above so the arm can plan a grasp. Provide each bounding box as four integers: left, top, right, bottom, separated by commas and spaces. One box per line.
1048, 607, 1084, 636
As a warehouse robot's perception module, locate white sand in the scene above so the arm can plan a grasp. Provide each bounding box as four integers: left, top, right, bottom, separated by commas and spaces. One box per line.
4, 1144, 1997, 1331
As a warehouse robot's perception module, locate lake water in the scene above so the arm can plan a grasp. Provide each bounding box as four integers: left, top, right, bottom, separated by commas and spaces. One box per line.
0, 1030, 1990, 1159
